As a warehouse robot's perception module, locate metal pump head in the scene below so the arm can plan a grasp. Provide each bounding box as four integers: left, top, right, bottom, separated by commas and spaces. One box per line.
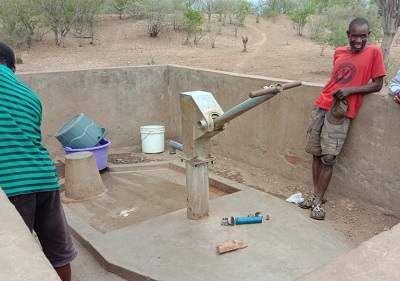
179, 91, 225, 158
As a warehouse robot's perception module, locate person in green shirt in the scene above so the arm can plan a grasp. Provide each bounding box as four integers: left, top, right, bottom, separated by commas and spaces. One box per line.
0, 42, 77, 281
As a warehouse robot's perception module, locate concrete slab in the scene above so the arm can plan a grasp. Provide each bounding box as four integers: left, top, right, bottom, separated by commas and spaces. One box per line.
64, 160, 354, 281
71, 235, 126, 281
295, 222, 400, 281
63, 162, 233, 234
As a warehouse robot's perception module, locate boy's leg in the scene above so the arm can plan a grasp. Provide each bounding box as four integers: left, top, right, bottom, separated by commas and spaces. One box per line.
301, 106, 325, 208
310, 117, 351, 220
312, 155, 323, 196
34, 191, 77, 281
318, 116, 351, 201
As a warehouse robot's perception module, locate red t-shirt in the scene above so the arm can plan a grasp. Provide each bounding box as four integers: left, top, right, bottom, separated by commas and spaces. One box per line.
315, 45, 386, 118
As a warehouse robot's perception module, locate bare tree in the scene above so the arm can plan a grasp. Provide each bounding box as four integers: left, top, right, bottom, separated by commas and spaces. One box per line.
34, 0, 77, 47
34, 0, 103, 47
215, 0, 230, 25
377, 0, 400, 58
74, 0, 105, 44
230, 0, 251, 37
241, 36, 248, 51
112, 0, 132, 19
132, 0, 172, 37
199, 0, 220, 23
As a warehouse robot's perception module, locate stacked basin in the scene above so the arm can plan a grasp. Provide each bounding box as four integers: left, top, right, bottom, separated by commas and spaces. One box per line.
55, 113, 110, 170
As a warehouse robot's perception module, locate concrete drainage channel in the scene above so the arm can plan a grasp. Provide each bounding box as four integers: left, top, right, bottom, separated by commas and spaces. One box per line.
63, 160, 353, 281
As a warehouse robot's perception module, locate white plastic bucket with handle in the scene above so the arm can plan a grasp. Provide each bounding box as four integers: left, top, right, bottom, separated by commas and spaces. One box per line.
140, 125, 165, 153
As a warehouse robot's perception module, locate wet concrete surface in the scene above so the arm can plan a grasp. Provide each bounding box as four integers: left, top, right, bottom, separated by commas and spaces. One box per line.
64, 163, 231, 234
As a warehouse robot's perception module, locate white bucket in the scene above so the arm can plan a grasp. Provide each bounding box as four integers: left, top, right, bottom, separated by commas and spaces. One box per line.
140, 125, 165, 153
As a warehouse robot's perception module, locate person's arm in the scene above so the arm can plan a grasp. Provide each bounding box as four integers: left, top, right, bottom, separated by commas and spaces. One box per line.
389, 71, 400, 96
333, 76, 384, 100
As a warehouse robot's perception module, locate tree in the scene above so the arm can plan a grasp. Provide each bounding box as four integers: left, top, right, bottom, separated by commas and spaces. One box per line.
112, 0, 132, 19
184, 8, 203, 44
0, 0, 37, 47
184, 0, 201, 8
215, 0, 231, 25
132, 0, 173, 37
231, 0, 251, 37
199, 0, 220, 23
170, 0, 187, 30
376, 0, 400, 59
252, 0, 267, 23
34, 0, 81, 47
265, 0, 295, 14
32, 0, 105, 47
73, 0, 105, 44
288, 0, 316, 36
310, 1, 381, 55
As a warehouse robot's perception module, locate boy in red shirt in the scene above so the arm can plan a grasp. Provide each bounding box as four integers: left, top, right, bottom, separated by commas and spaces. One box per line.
300, 17, 386, 220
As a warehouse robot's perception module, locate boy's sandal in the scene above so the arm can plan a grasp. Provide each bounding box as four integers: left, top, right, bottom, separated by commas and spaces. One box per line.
310, 204, 325, 220
298, 195, 315, 209
298, 195, 327, 209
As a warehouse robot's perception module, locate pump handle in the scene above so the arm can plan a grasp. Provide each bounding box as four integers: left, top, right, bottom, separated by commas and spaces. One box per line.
249, 81, 302, 98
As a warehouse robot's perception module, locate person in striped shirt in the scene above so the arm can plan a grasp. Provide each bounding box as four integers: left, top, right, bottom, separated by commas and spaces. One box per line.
0, 42, 77, 281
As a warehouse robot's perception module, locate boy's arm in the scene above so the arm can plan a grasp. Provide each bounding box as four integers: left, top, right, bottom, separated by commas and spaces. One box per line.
333, 76, 384, 100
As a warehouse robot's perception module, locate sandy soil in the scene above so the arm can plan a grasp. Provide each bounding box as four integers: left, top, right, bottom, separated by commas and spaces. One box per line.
27, 14, 400, 246
17, 14, 400, 83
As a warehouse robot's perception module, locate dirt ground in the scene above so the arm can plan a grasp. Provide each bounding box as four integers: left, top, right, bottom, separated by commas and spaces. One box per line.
24, 14, 400, 246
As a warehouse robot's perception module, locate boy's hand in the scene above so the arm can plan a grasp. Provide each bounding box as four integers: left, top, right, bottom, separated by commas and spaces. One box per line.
333, 88, 351, 100
394, 94, 400, 104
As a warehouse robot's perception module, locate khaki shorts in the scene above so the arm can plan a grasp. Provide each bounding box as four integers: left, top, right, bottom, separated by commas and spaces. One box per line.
305, 106, 351, 156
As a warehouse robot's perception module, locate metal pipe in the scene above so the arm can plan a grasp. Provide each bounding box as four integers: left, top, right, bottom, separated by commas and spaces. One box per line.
169, 140, 183, 154
213, 82, 302, 130
213, 93, 275, 130
249, 81, 302, 98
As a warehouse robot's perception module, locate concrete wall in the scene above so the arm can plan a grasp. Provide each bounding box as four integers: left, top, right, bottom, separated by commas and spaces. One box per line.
19, 66, 173, 154
0, 190, 61, 281
18, 65, 400, 217
167, 65, 400, 216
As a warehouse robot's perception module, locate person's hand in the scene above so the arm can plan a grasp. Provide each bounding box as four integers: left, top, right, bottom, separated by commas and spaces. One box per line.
394, 94, 400, 104
333, 88, 351, 100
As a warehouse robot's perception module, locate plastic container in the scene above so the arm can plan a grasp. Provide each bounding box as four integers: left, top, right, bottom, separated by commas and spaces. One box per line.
55, 113, 106, 149
62, 138, 111, 170
140, 125, 165, 153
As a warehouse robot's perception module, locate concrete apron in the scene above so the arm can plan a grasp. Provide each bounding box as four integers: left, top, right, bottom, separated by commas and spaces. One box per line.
63, 160, 353, 281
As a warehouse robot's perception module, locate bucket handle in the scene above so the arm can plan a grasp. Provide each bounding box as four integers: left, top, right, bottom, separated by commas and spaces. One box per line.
141, 130, 155, 142
98, 128, 106, 140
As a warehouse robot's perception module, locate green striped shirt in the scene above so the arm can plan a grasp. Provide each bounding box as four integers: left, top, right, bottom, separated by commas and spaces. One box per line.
0, 65, 59, 197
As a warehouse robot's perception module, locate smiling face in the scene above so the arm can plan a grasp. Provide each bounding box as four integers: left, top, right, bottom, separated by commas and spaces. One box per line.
347, 23, 370, 52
